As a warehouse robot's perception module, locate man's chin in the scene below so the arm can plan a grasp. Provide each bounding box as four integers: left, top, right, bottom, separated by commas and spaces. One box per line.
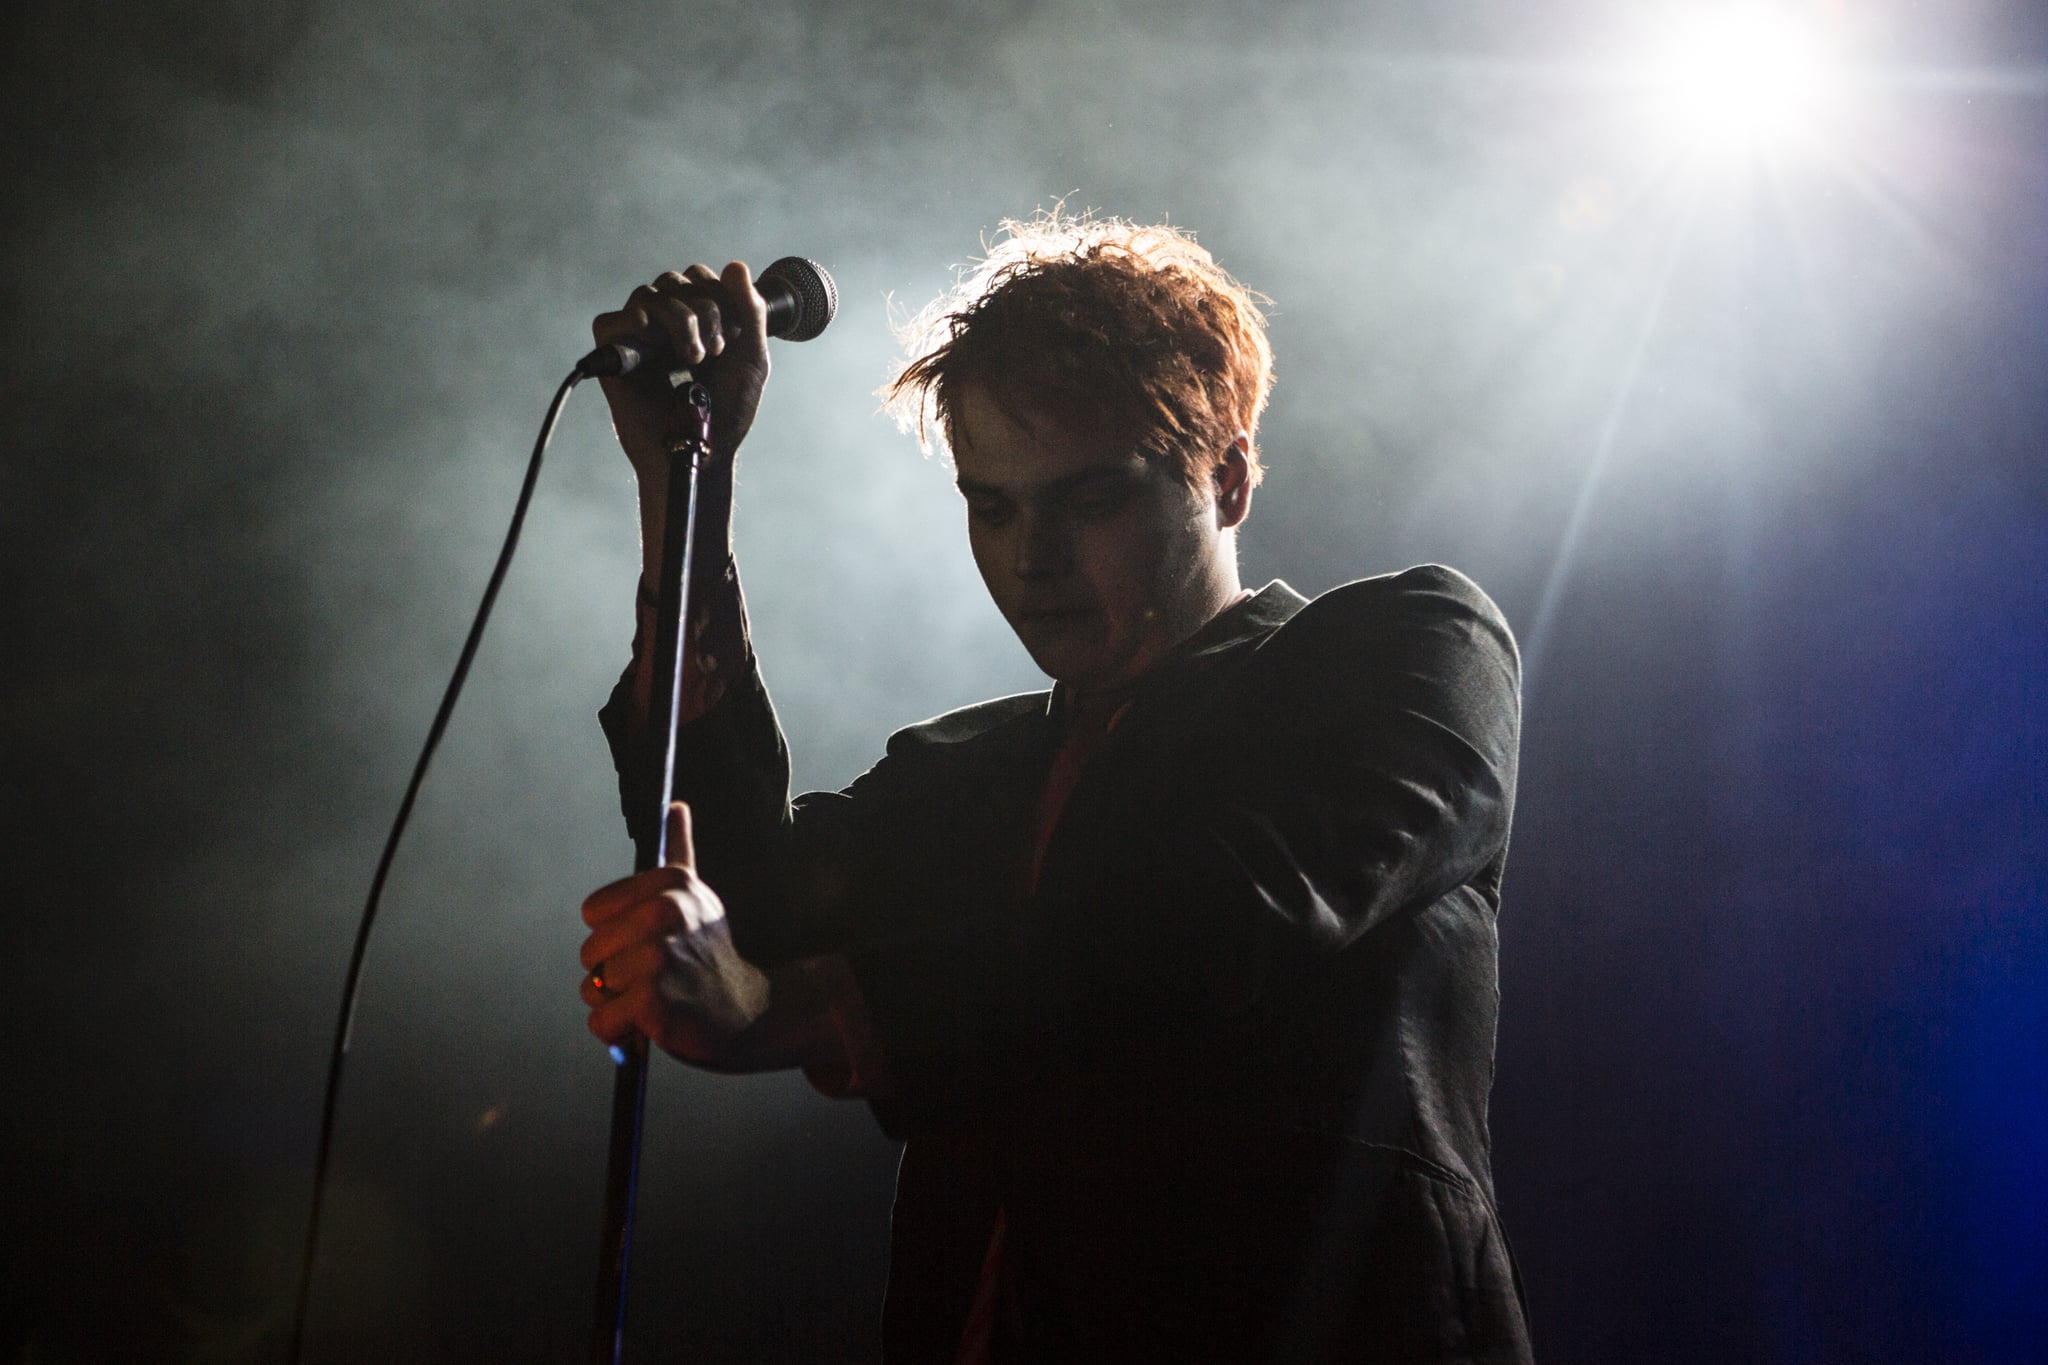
1015, 634, 1104, 690
1017, 637, 1146, 696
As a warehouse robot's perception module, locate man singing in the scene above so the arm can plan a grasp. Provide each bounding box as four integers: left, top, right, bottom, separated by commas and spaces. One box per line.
575, 214, 1532, 1363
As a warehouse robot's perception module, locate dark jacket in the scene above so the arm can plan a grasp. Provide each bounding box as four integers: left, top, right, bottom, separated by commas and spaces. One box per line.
605, 564, 1532, 1363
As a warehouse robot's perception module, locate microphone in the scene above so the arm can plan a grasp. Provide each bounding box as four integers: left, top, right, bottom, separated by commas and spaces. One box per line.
576, 256, 838, 378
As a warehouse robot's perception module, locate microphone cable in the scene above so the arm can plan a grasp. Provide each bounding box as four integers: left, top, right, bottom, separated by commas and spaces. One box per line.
286, 368, 583, 1365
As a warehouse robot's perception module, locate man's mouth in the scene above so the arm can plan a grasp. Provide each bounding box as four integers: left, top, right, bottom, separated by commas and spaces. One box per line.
1014, 605, 1095, 627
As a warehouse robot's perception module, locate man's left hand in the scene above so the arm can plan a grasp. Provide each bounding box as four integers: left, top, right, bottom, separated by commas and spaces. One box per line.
579, 802, 771, 1066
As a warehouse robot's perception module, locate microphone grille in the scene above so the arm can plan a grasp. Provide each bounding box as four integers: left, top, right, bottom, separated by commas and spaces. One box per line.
761, 256, 838, 342
757, 255, 835, 341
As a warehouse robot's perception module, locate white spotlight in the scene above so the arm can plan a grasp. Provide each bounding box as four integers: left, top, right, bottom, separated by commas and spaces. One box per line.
1649, 8, 1842, 153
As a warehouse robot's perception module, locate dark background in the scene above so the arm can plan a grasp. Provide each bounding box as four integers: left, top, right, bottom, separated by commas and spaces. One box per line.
5, 1, 2043, 1361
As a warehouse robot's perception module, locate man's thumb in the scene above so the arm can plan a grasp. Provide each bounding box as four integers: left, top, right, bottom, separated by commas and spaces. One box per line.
664, 801, 696, 871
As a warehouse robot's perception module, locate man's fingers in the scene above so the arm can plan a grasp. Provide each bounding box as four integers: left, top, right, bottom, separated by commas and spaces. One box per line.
579, 918, 670, 977
603, 270, 745, 363
581, 864, 691, 925
591, 303, 653, 349
586, 986, 649, 1047
720, 260, 769, 335
592, 262, 765, 381
689, 297, 726, 357
665, 801, 696, 871
587, 977, 688, 1050
623, 286, 708, 364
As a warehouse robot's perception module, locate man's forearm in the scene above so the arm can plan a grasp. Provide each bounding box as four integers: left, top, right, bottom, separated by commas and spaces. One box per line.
627, 455, 741, 731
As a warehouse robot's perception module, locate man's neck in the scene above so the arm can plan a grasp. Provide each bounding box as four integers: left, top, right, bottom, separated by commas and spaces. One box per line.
1062, 581, 1256, 728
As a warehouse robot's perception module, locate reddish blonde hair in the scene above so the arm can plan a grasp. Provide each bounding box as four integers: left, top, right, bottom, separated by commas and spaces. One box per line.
883, 210, 1273, 489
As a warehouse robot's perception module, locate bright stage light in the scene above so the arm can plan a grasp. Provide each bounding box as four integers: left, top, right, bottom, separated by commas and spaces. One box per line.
1647, 9, 1843, 154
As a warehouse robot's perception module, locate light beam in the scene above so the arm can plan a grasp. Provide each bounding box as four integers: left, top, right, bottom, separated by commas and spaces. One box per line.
1646, 8, 1844, 156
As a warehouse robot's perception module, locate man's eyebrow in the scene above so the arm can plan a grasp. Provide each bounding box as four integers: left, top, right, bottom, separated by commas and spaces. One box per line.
954, 465, 1141, 499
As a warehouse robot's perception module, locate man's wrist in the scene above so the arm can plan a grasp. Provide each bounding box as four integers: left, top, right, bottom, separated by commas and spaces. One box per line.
636, 552, 740, 612
684, 955, 861, 1079
779, 955, 884, 1098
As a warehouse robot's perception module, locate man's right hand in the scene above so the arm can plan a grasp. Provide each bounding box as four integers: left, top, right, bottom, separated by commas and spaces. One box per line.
580, 802, 852, 1078
591, 259, 773, 477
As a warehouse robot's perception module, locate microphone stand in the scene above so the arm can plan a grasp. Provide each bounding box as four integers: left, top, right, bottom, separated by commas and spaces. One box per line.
593, 378, 714, 1365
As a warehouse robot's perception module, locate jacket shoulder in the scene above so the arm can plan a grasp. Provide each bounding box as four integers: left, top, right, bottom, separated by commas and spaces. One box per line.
1289, 564, 1514, 645
885, 691, 1047, 755
1313, 563, 1503, 618
1260, 566, 1521, 705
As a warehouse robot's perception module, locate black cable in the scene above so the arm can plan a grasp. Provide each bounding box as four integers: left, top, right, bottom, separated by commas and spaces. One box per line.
287, 368, 585, 1364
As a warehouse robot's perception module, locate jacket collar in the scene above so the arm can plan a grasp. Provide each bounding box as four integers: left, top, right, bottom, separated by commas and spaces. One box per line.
1042, 579, 1308, 725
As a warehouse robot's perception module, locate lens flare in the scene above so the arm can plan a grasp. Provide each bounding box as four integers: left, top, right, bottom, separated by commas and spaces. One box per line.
1649, 8, 1842, 154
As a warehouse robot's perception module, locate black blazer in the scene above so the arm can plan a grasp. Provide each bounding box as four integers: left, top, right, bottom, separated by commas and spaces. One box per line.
605, 565, 1533, 1364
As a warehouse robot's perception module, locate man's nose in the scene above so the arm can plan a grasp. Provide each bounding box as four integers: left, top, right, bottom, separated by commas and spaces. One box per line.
1014, 509, 1073, 580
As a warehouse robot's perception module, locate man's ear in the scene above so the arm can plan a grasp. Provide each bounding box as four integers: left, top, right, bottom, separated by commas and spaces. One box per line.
1213, 434, 1254, 530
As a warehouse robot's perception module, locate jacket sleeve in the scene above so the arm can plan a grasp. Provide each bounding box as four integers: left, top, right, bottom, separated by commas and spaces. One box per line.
847, 566, 1522, 1135
597, 565, 842, 967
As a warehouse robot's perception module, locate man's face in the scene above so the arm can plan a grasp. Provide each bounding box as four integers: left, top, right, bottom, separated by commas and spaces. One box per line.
950, 385, 1236, 695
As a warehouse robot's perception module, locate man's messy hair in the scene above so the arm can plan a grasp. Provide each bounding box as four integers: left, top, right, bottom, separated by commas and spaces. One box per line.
881, 208, 1273, 490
